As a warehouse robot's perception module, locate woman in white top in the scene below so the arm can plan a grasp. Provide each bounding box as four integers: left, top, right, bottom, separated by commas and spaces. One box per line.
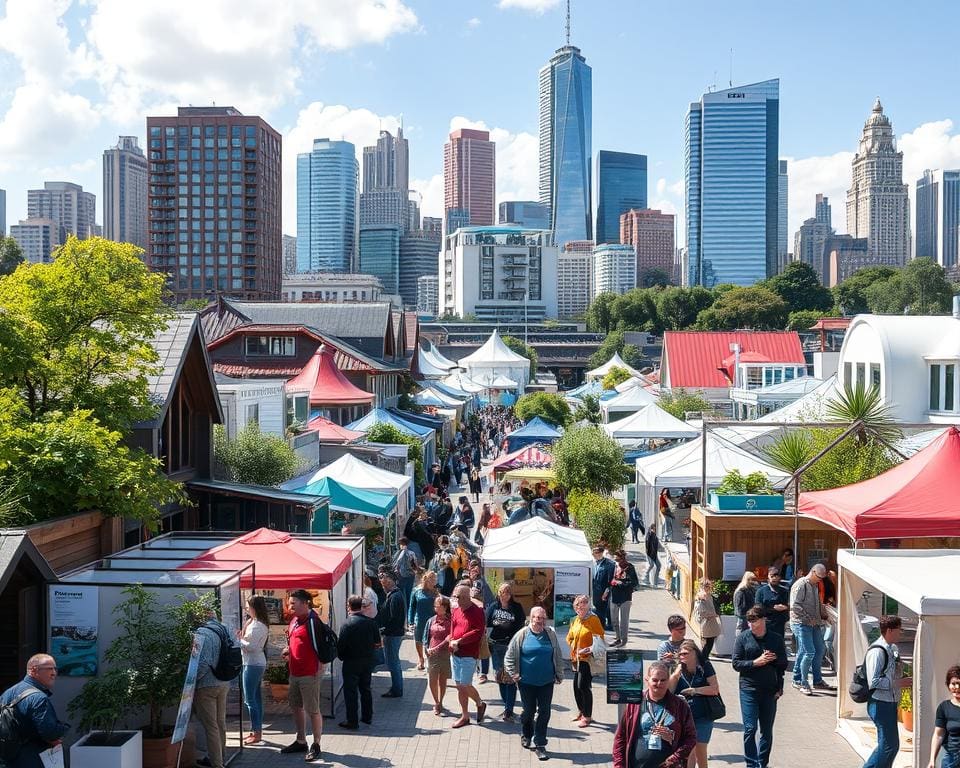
237, 595, 269, 745
362, 572, 379, 619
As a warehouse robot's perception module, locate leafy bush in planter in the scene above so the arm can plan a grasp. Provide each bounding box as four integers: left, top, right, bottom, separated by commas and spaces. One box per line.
715, 470, 776, 495
264, 664, 289, 684
711, 580, 736, 616
567, 490, 625, 550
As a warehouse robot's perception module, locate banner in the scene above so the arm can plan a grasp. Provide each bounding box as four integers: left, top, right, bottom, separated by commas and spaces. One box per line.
49, 586, 99, 676
606, 649, 645, 704
171, 632, 205, 744
553, 566, 589, 628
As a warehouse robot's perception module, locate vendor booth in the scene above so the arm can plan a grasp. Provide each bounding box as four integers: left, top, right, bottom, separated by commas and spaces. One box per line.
458, 329, 531, 392
585, 352, 643, 381
481, 518, 592, 651
295, 476, 397, 536
602, 404, 698, 444
346, 407, 436, 470
600, 385, 658, 422
835, 549, 960, 768
505, 416, 563, 452
305, 415, 365, 444
490, 445, 553, 477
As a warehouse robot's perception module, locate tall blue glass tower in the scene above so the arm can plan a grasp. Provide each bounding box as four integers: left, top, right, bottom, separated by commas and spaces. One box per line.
595, 150, 647, 244
296, 138, 357, 272
539, 45, 592, 247
684, 79, 779, 287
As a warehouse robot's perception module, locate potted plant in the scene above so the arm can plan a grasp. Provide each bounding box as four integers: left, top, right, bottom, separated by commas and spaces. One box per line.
265, 663, 289, 702
709, 470, 785, 512
709, 580, 739, 657
69, 585, 214, 768
898, 665, 914, 731
68, 670, 143, 768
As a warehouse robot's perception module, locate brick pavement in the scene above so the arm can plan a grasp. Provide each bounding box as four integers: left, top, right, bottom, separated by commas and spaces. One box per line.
227, 507, 861, 767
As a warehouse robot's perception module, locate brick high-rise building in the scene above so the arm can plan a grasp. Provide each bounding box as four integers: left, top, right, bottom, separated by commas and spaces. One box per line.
620, 208, 675, 285
146, 107, 282, 301
443, 128, 495, 228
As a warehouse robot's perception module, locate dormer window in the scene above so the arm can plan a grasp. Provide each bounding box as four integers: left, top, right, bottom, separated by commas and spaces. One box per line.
245, 335, 295, 357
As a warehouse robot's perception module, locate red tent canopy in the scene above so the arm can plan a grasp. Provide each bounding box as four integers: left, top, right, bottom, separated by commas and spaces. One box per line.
182, 527, 352, 589
286, 344, 375, 406
491, 445, 553, 473
305, 415, 364, 443
798, 426, 960, 540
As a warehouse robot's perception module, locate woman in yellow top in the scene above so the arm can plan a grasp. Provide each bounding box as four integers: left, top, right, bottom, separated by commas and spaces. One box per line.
566, 594, 606, 727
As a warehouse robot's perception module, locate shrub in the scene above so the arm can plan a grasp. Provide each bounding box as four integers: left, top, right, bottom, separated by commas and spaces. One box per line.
567, 490, 625, 550
214, 423, 302, 486
552, 425, 631, 495
601, 366, 633, 390
366, 422, 425, 486
514, 391, 572, 427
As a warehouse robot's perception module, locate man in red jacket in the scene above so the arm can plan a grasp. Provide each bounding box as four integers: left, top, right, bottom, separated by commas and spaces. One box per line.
448, 584, 487, 729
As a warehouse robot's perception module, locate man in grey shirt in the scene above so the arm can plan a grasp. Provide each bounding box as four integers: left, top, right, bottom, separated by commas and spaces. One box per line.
194, 613, 232, 768
789, 563, 833, 695
863, 615, 911, 768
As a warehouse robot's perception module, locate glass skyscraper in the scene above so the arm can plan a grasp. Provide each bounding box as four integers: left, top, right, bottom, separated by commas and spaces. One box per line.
296, 138, 358, 273
539, 45, 592, 247
684, 79, 779, 287
595, 150, 647, 244
915, 169, 960, 268
359, 225, 401, 295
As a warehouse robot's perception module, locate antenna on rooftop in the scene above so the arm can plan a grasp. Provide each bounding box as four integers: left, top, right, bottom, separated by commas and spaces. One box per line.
565, 0, 571, 45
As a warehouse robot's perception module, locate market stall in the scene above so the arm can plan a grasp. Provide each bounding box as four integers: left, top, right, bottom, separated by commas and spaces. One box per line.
293, 476, 396, 536
490, 445, 553, 478
458, 329, 530, 392
602, 403, 698, 445
600, 384, 658, 422
505, 416, 563, 452
481, 517, 592, 652
585, 352, 644, 381
286, 344, 375, 426
835, 549, 960, 768
346, 407, 436, 470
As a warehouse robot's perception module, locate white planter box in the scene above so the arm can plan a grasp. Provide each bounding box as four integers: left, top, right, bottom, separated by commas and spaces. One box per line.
70, 729, 142, 768
711, 615, 740, 657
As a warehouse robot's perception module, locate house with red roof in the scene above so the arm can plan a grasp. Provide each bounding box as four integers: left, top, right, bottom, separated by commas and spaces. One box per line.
660, 330, 807, 409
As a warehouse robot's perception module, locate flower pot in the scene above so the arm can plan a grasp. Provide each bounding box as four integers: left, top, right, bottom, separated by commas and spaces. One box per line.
900, 708, 913, 732
270, 683, 290, 702
711, 615, 739, 657
70, 729, 143, 768
142, 728, 191, 768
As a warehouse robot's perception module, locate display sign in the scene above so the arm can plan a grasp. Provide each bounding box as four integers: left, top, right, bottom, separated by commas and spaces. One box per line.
49, 586, 99, 676
606, 649, 645, 704
171, 632, 205, 744
722, 551, 747, 581
554, 566, 589, 628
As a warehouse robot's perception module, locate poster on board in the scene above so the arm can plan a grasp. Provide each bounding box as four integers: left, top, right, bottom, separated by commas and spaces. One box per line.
486, 567, 555, 619
606, 649, 645, 704
553, 566, 589, 628
49, 586, 99, 676
722, 551, 747, 581
171, 632, 205, 744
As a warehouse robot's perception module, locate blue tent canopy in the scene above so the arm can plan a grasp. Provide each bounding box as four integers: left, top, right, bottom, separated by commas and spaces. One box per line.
505, 416, 564, 452
347, 407, 432, 437
297, 476, 396, 517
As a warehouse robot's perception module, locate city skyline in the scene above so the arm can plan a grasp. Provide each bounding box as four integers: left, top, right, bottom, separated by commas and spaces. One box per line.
2, 1, 960, 256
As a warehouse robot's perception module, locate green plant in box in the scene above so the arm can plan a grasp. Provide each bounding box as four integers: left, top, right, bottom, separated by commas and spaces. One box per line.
899, 686, 912, 712
265, 664, 289, 684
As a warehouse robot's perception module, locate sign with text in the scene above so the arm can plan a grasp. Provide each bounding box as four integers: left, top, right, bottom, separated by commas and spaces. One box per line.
49, 586, 99, 676
722, 551, 747, 581
171, 632, 205, 744
606, 649, 645, 704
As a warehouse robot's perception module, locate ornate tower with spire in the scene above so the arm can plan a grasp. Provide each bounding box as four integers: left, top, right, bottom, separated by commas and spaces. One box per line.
846, 98, 911, 267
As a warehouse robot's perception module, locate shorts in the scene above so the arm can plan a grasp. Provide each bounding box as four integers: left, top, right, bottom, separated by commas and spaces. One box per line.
451, 655, 476, 686
288, 673, 321, 714
694, 717, 714, 743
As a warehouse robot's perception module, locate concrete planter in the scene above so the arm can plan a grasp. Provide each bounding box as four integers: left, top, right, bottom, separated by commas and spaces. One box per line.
70, 729, 142, 768
711, 615, 740, 657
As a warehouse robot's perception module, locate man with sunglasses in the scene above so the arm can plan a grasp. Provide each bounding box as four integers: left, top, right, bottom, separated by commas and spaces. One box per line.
0, 654, 69, 768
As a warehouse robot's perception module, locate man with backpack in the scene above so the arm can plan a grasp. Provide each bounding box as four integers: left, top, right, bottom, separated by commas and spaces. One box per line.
860, 615, 911, 768
194, 611, 236, 768
0, 653, 69, 768
281, 589, 335, 762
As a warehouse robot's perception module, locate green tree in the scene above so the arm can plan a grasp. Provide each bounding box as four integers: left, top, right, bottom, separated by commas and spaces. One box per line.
176, 298, 210, 312
0, 236, 169, 431
864, 257, 954, 315
588, 330, 627, 368
763, 261, 833, 313
639, 268, 671, 288
786, 309, 828, 331
613, 288, 657, 330
832, 266, 897, 315
365, 422, 425, 485
552, 425, 631, 494
514, 391, 572, 427
501, 335, 538, 378
621, 343, 643, 368
573, 394, 601, 426
214, 423, 302, 486
658, 388, 712, 420
586, 292, 619, 333
601, 366, 633, 390
801, 429, 896, 491
0, 236, 24, 276
567, 490, 625, 549
695, 286, 788, 330
654, 286, 715, 331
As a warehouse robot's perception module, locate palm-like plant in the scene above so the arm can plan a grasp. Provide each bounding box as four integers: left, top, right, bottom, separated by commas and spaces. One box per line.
824, 383, 902, 444
763, 430, 815, 475
573, 394, 602, 426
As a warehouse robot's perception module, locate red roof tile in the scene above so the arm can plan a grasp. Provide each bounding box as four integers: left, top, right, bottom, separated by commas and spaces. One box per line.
663, 331, 805, 389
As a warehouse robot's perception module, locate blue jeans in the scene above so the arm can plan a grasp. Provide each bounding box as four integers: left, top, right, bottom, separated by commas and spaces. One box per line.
864, 699, 899, 768
740, 687, 778, 768
646, 555, 661, 586
593, 598, 611, 630
662, 514, 674, 541
398, 575, 414, 609
490, 643, 517, 715
942, 750, 960, 768
791, 623, 826, 685
242, 664, 265, 732
519, 682, 555, 748
382, 634, 404, 695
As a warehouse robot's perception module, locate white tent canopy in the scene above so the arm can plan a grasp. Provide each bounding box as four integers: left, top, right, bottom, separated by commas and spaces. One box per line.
586, 352, 643, 381
603, 404, 699, 441
615, 376, 649, 393
417, 385, 466, 408
634, 433, 790, 529
601, 384, 658, 420
416, 344, 456, 378
836, 549, 960, 767
458, 329, 530, 391
423, 340, 459, 371
481, 517, 591, 569
442, 371, 486, 394
474, 372, 519, 388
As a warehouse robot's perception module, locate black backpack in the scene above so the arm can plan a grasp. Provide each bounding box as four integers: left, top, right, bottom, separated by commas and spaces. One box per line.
205, 621, 243, 682
0, 687, 44, 761
850, 645, 888, 703
309, 615, 339, 664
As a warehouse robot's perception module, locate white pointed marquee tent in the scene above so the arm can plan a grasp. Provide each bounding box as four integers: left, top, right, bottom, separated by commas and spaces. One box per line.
458, 329, 530, 391
585, 352, 643, 381
601, 383, 659, 421
603, 404, 699, 442
634, 433, 790, 530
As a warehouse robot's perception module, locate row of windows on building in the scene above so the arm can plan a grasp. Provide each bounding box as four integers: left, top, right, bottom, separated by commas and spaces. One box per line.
150, 125, 261, 139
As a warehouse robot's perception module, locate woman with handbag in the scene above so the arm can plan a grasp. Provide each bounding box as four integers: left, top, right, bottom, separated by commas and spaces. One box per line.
669, 640, 721, 767
566, 594, 606, 728
408, 570, 440, 671
424, 595, 453, 715
693, 579, 722, 658
485, 582, 526, 721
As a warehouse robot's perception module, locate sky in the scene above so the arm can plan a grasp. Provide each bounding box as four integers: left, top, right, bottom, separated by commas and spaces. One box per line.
2, 0, 960, 248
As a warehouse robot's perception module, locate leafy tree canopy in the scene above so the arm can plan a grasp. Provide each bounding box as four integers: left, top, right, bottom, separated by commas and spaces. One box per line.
214, 423, 302, 487
863, 257, 954, 315
639, 268, 672, 288
612, 288, 658, 331
567, 490, 625, 550
658, 388, 712, 420
763, 261, 834, 313
573, 393, 601, 426
786, 309, 828, 331
586, 292, 619, 333
501, 335, 538, 378
365, 421, 425, 485
695, 285, 788, 330
552, 425, 631, 495
832, 266, 897, 315
514, 391, 572, 427
601, 366, 633, 390
0, 236, 24, 277
588, 330, 642, 369
654, 286, 715, 331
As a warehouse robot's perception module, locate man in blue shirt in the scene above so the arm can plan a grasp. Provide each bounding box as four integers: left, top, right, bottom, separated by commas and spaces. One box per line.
753, 567, 790, 636
591, 546, 615, 631
0, 654, 69, 768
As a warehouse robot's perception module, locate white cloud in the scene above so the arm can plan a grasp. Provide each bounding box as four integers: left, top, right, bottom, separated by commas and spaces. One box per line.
467, 17, 482, 28
410, 174, 444, 222
0, 0, 95, 86
497, 0, 562, 13
784, 150, 854, 240
0, 85, 101, 165
650, 177, 684, 244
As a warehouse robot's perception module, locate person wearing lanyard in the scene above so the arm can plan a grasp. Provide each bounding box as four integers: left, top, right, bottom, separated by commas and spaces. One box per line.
612, 660, 697, 768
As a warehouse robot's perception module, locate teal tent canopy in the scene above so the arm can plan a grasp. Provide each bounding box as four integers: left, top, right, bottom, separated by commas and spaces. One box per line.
298, 476, 397, 518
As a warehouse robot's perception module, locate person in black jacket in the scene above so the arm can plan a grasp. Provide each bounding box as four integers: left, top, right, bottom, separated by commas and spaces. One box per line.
753, 567, 790, 637
485, 582, 526, 721
378, 572, 407, 698
336, 595, 381, 729
591, 546, 615, 631
644, 526, 661, 587
732, 606, 788, 768
609, 550, 639, 646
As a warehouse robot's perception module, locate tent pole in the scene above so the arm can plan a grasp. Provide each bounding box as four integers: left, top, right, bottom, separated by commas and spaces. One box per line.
700, 420, 708, 504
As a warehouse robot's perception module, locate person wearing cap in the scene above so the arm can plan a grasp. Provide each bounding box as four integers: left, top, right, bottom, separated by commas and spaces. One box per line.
789, 563, 835, 696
